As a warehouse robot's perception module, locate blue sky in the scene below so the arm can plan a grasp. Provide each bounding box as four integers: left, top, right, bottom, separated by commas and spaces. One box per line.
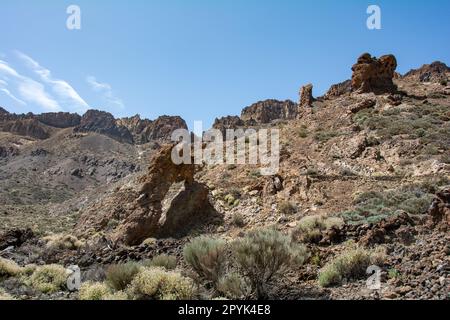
1, 0, 449, 129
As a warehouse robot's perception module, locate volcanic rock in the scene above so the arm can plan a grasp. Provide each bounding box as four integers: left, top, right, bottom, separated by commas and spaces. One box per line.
241, 99, 298, 124
351, 53, 398, 94
36, 112, 81, 128
427, 188, 450, 230
75, 110, 133, 144
324, 80, 352, 98
403, 61, 449, 83
0, 118, 50, 139
0, 228, 34, 250
299, 84, 314, 107
76, 144, 214, 245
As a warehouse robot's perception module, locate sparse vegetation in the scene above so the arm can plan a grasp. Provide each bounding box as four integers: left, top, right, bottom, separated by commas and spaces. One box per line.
292, 215, 344, 243
230, 213, 246, 227
43, 233, 83, 250
105, 261, 140, 291
233, 228, 308, 299
217, 272, 251, 299
29, 264, 67, 293
339, 179, 449, 225
142, 254, 177, 270
183, 236, 227, 288
0, 258, 22, 278
278, 201, 297, 215
318, 246, 386, 287
79, 282, 111, 300
129, 267, 195, 300
0, 288, 14, 300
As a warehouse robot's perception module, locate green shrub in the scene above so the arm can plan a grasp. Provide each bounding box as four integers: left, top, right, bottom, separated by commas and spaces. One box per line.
183, 236, 227, 287
30, 264, 67, 293
105, 261, 140, 291
297, 127, 309, 138
0, 288, 14, 300
142, 254, 177, 270
339, 180, 448, 225
278, 201, 297, 215
129, 267, 195, 300
217, 272, 251, 299
292, 215, 343, 243
0, 258, 22, 278
43, 234, 83, 250
233, 228, 308, 299
79, 282, 111, 300
230, 213, 246, 227
318, 247, 386, 287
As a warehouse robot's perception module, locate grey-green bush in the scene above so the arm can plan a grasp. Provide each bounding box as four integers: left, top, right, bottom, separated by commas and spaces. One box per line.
183, 236, 227, 288
233, 228, 308, 299
105, 261, 140, 291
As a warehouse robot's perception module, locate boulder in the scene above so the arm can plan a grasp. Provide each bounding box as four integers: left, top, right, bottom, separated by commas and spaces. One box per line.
0, 228, 34, 250
427, 188, 450, 230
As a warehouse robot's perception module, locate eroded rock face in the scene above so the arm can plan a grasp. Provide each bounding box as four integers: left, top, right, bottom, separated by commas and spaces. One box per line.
0, 118, 50, 139
142, 116, 188, 142
428, 188, 450, 230
36, 112, 81, 128
76, 144, 214, 245
299, 84, 314, 107
212, 116, 245, 134
117, 115, 187, 144
75, 110, 134, 144
324, 80, 352, 99
351, 53, 398, 94
0, 146, 19, 158
241, 99, 298, 124
0, 228, 34, 250
403, 61, 450, 83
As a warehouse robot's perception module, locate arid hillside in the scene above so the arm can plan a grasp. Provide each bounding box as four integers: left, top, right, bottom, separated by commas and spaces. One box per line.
0, 54, 449, 301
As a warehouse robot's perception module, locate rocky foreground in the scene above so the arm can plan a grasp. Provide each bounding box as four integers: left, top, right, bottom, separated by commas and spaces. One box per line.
0, 54, 449, 300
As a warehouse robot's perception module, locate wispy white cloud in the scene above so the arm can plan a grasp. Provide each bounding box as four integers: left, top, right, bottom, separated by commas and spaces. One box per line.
86, 76, 124, 109
16, 51, 89, 113
0, 59, 60, 111
0, 88, 26, 106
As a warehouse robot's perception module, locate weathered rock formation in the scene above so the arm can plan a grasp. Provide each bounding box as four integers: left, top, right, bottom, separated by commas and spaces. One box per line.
212, 115, 245, 134
403, 61, 449, 83
427, 188, 450, 230
117, 115, 187, 144
74, 110, 134, 144
36, 112, 81, 128
241, 99, 298, 124
142, 116, 188, 142
351, 53, 398, 94
324, 80, 352, 98
76, 144, 215, 245
0, 118, 50, 139
299, 84, 314, 107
